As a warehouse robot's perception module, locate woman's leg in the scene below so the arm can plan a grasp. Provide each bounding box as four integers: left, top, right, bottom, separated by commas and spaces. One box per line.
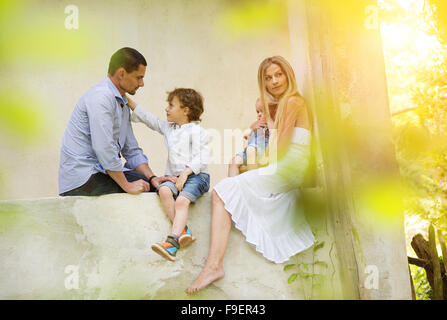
228, 155, 243, 177
171, 195, 191, 236
158, 186, 176, 223
186, 189, 232, 294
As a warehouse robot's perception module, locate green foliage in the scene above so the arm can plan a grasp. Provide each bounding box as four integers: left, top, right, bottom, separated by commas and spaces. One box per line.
410, 264, 432, 300
285, 241, 328, 299
283, 264, 295, 271
217, 0, 288, 40
379, 0, 447, 299
313, 241, 325, 252
379, 0, 447, 232
288, 273, 298, 284
0, 0, 106, 145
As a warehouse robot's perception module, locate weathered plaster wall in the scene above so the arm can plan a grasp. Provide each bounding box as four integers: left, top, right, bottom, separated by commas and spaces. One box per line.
0, 0, 291, 200
0, 193, 331, 299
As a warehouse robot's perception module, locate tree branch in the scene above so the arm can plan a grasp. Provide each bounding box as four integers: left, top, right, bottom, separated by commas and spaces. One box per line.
408, 256, 429, 268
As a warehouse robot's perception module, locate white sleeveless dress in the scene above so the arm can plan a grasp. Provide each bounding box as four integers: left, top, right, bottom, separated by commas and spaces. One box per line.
214, 127, 315, 263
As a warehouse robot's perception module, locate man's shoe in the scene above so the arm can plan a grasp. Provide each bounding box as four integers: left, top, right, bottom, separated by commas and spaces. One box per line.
179, 225, 196, 248
151, 235, 180, 262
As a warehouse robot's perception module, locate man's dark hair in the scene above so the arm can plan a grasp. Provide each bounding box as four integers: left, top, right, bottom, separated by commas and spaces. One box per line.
167, 88, 204, 122
108, 47, 147, 75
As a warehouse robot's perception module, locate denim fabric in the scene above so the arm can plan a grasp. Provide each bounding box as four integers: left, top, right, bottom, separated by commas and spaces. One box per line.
157, 173, 210, 203
59, 170, 155, 196
236, 129, 269, 166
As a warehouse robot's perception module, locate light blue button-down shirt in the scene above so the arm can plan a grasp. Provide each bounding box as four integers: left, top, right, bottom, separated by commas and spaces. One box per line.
58, 77, 148, 194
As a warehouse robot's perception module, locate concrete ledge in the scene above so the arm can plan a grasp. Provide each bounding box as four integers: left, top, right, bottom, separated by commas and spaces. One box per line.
0, 192, 323, 299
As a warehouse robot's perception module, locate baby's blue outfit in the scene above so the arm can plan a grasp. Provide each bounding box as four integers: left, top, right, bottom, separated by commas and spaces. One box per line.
236, 128, 269, 166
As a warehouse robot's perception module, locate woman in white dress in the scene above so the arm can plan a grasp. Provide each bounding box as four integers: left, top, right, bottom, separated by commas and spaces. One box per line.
186, 56, 315, 294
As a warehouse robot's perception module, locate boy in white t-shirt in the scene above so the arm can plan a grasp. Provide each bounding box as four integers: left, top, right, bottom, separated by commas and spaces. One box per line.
127, 88, 210, 262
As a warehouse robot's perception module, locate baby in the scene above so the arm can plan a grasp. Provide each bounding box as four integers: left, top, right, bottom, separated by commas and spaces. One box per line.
229, 98, 270, 176
127, 88, 210, 262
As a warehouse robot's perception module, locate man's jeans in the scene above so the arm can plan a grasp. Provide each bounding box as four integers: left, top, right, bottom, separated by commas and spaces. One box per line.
59, 171, 155, 196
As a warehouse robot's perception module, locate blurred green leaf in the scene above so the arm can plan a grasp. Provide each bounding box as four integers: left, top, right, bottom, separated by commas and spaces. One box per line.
283, 264, 295, 271
313, 241, 325, 252
0, 91, 46, 143
217, 0, 288, 39
288, 273, 298, 284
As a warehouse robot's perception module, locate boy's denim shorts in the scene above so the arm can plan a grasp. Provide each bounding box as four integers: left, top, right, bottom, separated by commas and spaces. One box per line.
236, 130, 269, 166
156, 172, 210, 203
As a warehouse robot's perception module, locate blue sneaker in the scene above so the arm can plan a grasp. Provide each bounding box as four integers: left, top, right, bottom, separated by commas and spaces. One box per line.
151, 235, 180, 262
179, 225, 196, 248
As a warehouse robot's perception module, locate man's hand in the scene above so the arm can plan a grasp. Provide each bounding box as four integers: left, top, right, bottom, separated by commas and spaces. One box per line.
175, 172, 188, 192
123, 179, 150, 194
107, 170, 149, 195
151, 176, 177, 189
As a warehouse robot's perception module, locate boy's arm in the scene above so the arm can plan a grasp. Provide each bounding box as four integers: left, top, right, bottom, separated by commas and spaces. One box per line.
186, 127, 209, 175
175, 167, 193, 192
131, 105, 170, 135
127, 96, 169, 135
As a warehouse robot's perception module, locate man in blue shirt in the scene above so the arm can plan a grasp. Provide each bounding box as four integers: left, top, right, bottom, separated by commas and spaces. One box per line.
59, 47, 175, 196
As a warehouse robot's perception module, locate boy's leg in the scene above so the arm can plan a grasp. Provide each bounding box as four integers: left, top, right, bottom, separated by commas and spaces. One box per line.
151, 182, 181, 261
171, 195, 191, 236
158, 185, 176, 223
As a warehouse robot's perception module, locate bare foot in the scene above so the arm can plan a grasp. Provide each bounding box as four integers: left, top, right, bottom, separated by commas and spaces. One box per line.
186, 265, 225, 294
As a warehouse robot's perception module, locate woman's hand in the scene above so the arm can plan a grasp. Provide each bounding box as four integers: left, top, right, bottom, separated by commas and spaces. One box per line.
243, 128, 253, 140
250, 119, 267, 131
126, 95, 137, 111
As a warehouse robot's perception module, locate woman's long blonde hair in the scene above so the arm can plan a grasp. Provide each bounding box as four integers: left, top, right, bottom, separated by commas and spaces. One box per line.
257, 56, 301, 134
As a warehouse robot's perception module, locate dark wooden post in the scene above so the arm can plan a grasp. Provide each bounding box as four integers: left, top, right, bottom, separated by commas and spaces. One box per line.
287, 0, 412, 299
429, 225, 443, 299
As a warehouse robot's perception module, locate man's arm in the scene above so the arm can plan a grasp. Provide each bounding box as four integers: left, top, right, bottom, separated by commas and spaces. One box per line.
134, 163, 155, 178
122, 111, 176, 189
106, 170, 150, 194
86, 93, 149, 195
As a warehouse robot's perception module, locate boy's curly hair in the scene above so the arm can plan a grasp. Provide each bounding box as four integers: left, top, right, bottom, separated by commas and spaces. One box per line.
167, 88, 204, 122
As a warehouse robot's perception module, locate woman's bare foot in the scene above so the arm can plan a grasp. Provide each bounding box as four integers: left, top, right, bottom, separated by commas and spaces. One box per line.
186, 265, 225, 294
